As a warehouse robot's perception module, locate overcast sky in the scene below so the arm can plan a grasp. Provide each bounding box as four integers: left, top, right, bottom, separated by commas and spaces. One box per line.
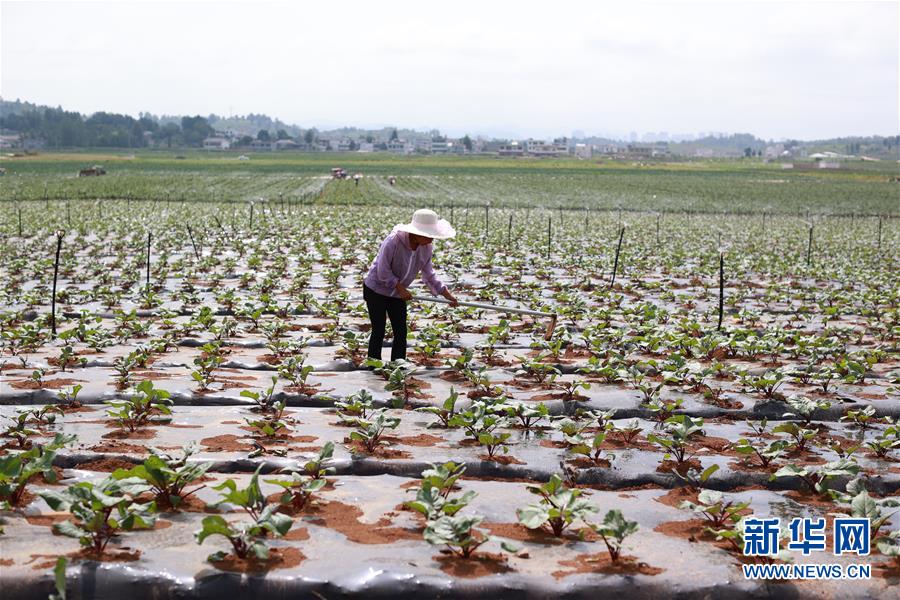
1, 0, 897, 140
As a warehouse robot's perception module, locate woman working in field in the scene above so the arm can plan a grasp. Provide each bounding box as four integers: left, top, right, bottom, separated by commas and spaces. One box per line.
363, 209, 458, 362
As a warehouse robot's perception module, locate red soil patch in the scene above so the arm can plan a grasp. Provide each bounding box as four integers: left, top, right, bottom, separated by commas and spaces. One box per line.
656, 458, 703, 476
25, 514, 69, 528
101, 429, 157, 440
0, 558, 12, 566
478, 454, 526, 465
873, 560, 900, 580
132, 370, 174, 380
552, 552, 663, 579
28, 548, 141, 570
654, 518, 717, 543
307, 500, 420, 544
568, 457, 613, 469
485, 522, 594, 544
200, 434, 253, 452
344, 439, 412, 459
434, 552, 513, 578
10, 378, 86, 390
438, 371, 467, 383
654, 487, 699, 508
283, 526, 311, 541
388, 433, 446, 447
75, 458, 138, 472
88, 441, 149, 454
209, 546, 305, 573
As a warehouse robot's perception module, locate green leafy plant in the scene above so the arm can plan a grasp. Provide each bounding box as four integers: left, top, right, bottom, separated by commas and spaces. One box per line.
0, 433, 74, 506
517, 474, 598, 537
105, 380, 172, 432
111, 445, 210, 510
266, 442, 335, 511
349, 409, 401, 453
679, 489, 749, 528
587, 509, 639, 562
39, 476, 156, 555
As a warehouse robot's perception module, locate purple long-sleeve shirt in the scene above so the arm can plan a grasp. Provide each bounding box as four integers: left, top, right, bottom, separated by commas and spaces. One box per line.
364, 229, 447, 298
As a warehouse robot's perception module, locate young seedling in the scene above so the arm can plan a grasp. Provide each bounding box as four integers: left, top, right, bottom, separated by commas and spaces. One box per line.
196, 504, 293, 563
266, 442, 335, 512
587, 509, 639, 563
609, 419, 643, 445
841, 406, 878, 430
828, 478, 899, 539
56, 384, 83, 408
349, 409, 401, 453
783, 395, 831, 426
105, 380, 173, 432
733, 438, 789, 468
875, 530, 900, 568
503, 402, 549, 430
385, 361, 423, 405
111, 445, 211, 510
679, 489, 750, 528
673, 463, 720, 492
423, 513, 517, 558
517, 474, 599, 537
240, 376, 280, 413
646, 415, 705, 469
39, 476, 156, 556
708, 517, 792, 564
772, 421, 817, 453
335, 389, 376, 425
569, 431, 616, 467
773, 459, 861, 495
0, 433, 75, 506
416, 388, 461, 428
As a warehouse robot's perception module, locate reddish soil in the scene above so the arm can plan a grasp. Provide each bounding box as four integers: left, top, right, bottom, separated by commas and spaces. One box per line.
434, 552, 513, 578
438, 371, 467, 383
552, 552, 663, 578
873, 560, 900, 580
283, 526, 311, 541
690, 435, 734, 454
387, 433, 446, 447
0, 558, 12, 566
307, 500, 421, 544
654, 487, 699, 508
485, 522, 595, 544
568, 457, 613, 469
200, 434, 254, 452
344, 439, 412, 459
10, 378, 86, 390
209, 546, 305, 573
74, 457, 138, 472
101, 428, 157, 441
530, 392, 589, 402
88, 440, 149, 454
132, 370, 174, 380
28, 548, 142, 570
656, 458, 703, 476
478, 454, 526, 465
654, 518, 719, 542
25, 514, 70, 528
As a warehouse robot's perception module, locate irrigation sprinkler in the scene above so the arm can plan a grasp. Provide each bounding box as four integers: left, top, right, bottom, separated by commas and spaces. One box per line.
50, 231, 63, 337
610, 224, 626, 289
507, 213, 513, 249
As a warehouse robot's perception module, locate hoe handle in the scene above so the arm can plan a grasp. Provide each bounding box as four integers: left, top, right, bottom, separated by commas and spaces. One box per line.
411, 295, 555, 318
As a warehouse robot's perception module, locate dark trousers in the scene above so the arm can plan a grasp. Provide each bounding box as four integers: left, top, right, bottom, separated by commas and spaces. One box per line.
363, 284, 407, 361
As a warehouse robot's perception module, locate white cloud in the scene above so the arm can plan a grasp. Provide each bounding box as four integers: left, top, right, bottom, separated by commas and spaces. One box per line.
1, 0, 897, 139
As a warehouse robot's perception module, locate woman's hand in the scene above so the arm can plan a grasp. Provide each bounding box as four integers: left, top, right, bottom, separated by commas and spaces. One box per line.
442, 289, 459, 307
395, 283, 413, 301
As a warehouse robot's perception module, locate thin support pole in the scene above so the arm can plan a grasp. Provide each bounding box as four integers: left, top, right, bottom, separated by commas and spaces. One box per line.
507, 213, 513, 249
546, 216, 552, 259
51, 232, 63, 337
806, 225, 813, 267
146, 231, 152, 298
610, 225, 625, 288
717, 252, 725, 331
186, 225, 201, 260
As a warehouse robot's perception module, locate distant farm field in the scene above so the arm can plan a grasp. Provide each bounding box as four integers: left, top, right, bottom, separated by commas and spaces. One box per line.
1, 150, 897, 214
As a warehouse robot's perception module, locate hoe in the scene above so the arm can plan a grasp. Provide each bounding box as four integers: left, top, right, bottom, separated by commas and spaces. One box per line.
411, 295, 558, 340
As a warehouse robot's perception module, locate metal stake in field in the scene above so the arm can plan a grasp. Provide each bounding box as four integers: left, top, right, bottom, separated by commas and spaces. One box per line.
806, 225, 814, 267
186, 225, 201, 260
546, 216, 552, 259
655, 213, 661, 245
507, 213, 513, 249
484, 204, 489, 240
877, 216, 882, 249
17, 206, 22, 237
717, 251, 725, 331
51, 231, 63, 337
610, 224, 625, 288
146, 231, 152, 301
249, 202, 254, 229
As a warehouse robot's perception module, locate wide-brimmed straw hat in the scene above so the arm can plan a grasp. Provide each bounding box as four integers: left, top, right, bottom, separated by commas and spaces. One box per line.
394, 209, 456, 239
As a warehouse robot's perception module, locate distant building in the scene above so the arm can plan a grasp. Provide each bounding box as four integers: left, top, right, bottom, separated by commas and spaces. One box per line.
249, 140, 274, 151
274, 139, 299, 151
498, 142, 525, 156
203, 137, 231, 150
0, 134, 21, 149
358, 142, 375, 153
387, 139, 413, 154
525, 139, 568, 157
574, 143, 592, 159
